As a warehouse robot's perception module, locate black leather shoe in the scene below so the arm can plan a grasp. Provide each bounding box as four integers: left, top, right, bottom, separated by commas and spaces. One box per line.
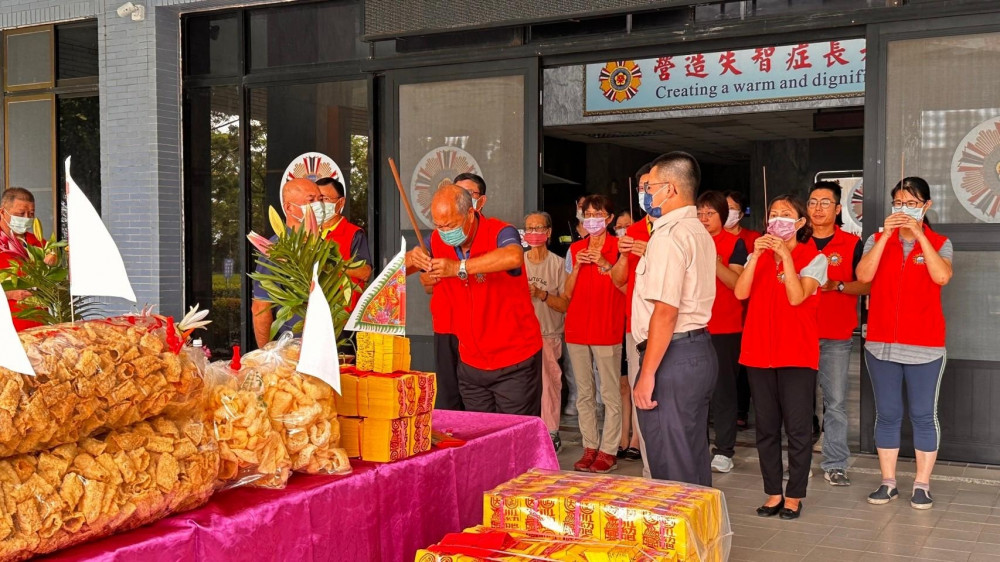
779, 502, 803, 520
756, 499, 784, 517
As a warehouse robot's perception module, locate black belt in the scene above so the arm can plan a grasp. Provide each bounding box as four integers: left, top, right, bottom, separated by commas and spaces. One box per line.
636, 328, 707, 352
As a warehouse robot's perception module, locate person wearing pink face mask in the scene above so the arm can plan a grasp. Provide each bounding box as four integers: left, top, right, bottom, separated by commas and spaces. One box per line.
735, 194, 828, 521
523, 212, 570, 452
564, 194, 626, 473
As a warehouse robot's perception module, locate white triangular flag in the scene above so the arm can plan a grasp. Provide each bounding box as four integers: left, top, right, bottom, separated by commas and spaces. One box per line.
0, 297, 34, 376
297, 262, 341, 394
66, 157, 136, 302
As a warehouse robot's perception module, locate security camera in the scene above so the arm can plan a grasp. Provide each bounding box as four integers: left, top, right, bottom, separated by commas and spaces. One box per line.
116, 2, 145, 21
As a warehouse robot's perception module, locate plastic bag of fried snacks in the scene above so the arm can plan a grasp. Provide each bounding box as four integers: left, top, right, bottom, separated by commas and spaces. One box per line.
240, 334, 351, 476
0, 315, 205, 457
0, 412, 219, 562
205, 358, 291, 490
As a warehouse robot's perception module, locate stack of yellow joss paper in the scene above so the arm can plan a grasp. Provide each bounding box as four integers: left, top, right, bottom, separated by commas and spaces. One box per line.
336, 368, 435, 462
467, 469, 731, 562
415, 527, 667, 561
355, 332, 411, 373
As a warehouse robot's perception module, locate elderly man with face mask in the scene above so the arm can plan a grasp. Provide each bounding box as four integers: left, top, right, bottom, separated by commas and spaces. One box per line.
0, 187, 47, 331
251, 177, 322, 348
405, 185, 543, 416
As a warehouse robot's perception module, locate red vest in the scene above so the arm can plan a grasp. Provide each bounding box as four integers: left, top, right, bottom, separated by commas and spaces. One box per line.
737, 228, 761, 251
325, 219, 365, 312
708, 230, 743, 335
0, 232, 43, 332
740, 240, 822, 369
430, 216, 542, 370
565, 235, 626, 346
866, 224, 947, 347
624, 218, 653, 334
815, 227, 860, 340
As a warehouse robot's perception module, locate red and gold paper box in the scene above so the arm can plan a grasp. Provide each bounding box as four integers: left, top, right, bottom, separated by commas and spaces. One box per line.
360, 373, 418, 419
415, 371, 437, 415
361, 416, 412, 463
408, 412, 432, 456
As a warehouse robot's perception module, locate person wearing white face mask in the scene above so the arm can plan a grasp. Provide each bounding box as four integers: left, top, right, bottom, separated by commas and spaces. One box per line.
856, 177, 953, 510
0, 187, 46, 331
315, 177, 373, 300
735, 195, 828, 520
251, 178, 322, 348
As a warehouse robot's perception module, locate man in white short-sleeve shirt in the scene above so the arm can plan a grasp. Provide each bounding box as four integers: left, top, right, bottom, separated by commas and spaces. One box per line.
631, 151, 719, 487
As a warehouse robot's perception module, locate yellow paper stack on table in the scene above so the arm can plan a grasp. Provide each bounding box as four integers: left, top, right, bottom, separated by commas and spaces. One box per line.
481, 469, 731, 562
415, 527, 672, 562
336, 368, 435, 463
356, 332, 411, 373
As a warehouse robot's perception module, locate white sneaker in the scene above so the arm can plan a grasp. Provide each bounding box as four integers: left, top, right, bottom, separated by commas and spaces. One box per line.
711, 454, 734, 473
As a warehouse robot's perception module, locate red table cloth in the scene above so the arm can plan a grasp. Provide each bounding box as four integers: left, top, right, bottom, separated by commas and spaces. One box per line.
44, 411, 559, 562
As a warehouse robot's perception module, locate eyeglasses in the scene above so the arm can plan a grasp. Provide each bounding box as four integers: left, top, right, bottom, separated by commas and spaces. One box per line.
524, 226, 550, 233
892, 200, 925, 209
639, 181, 669, 193
696, 211, 718, 219
807, 199, 836, 209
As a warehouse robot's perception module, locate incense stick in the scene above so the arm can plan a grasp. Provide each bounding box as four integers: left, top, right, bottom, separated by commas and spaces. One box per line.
628, 177, 634, 220
762, 166, 768, 221
388, 158, 428, 253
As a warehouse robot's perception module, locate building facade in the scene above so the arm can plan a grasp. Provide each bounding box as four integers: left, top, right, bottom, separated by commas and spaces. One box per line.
1, 0, 999, 463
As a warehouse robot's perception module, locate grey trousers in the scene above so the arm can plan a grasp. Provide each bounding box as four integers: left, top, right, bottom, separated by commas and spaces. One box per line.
636, 332, 717, 486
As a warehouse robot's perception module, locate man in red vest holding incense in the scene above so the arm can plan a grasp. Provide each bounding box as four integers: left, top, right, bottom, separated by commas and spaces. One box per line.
406, 184, 543, 415
0, 187, 48, 332
316, 177, 373, 307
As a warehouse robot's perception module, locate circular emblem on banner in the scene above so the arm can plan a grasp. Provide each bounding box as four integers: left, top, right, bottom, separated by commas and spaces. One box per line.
279, 152, 345, 210
843, 179, 864, 234
410, 146, 482, 230
598, 61, 643, 103
951, 116, 1000, 223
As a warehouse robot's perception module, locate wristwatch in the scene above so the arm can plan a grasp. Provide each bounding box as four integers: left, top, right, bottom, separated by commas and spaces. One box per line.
457, 259, 468, 281
836, 281, 846, 292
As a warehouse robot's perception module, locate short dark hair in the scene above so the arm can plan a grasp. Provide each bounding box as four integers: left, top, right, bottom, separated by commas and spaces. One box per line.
810, 181, 843, 205
316, 177, 345, 197
634, 162, 653, 185
582, 194, 613, 217
768, 194, 813, 243
1, 187, 34, 208
453, 173, 486, 195
724, 190, 746, 210
650, 151, 701, 198
696, 191, 729, 222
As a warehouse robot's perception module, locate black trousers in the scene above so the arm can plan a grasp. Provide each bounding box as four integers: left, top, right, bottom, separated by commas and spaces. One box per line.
457, 351, 542, 416
433, 332, 464, 410
710, 333, 742, 458
636, 333, 717, 487
737, 365, 751, 419
748, 366, 817, 499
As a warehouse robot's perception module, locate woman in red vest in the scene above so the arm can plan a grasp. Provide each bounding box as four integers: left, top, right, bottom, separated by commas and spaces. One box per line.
564, 194, 626, 474
735, 195, 828, 520
696, 191, 748, 475
856, 177, 953, 510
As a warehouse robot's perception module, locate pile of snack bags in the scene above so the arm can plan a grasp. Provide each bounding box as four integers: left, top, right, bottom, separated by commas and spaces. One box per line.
0, 319, 352, 561
417, 469, 732, 562
336, 364, 435, 463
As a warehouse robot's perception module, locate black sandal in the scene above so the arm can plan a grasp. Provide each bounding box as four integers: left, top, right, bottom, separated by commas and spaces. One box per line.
756, 498, 784, 517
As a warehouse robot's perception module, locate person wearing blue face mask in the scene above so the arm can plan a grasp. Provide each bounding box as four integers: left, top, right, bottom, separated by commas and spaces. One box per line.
405, 185, 543, 416
856, 177, 953, 510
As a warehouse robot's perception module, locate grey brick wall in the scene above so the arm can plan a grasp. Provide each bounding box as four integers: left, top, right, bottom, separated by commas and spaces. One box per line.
0, 0, 291, 319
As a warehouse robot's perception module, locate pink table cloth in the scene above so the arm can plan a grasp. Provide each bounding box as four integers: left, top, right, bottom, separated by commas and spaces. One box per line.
44, 410, 558, 562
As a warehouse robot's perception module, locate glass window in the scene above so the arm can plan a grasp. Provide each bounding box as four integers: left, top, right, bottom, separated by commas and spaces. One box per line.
5, 96, 55, 233
4, 28, 53, 90
886, 32, 1000, 225
397, 75, 525, 337
248, 2, 366, 70
184, 86, 243, 358
57, 22, 99, 80
56, 95, 101, 238
247, 80, 369, 237
184, 12, 241, 77
942, 251, 1000, 361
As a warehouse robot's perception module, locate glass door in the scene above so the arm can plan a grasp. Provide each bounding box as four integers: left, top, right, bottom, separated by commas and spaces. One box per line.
380, 59, 540, 370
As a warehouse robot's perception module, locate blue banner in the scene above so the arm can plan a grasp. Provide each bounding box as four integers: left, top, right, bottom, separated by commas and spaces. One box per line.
584, 39, 866, 115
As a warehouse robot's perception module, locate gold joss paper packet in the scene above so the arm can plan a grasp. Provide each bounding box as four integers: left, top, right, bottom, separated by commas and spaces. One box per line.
0, 412, 219, 562
359, 417, 412, 463
0, 316, 204, 458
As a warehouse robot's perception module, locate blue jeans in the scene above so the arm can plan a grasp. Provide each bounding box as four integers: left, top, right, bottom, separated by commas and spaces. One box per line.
818, 338, 852, 470
864, 351, 946, 452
